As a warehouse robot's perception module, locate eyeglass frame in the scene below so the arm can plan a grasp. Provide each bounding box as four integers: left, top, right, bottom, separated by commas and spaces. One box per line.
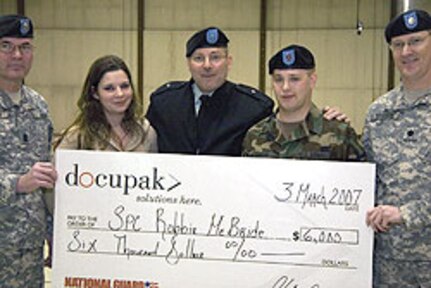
0, 40, 35, 55
189, 51, 228, 65
389, 30, 431, 52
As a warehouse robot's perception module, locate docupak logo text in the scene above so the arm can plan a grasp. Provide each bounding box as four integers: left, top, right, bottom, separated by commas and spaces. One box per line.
64, 163, 181, 195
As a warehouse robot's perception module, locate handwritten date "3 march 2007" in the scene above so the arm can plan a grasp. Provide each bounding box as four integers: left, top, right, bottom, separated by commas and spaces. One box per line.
276, 182, 363, 210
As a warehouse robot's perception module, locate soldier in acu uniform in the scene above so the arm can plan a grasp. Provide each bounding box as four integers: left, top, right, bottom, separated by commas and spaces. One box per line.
0, 15, 57, 287
242, 44, 365, 161
146, 27, 274, 156
365, 9, 431, 287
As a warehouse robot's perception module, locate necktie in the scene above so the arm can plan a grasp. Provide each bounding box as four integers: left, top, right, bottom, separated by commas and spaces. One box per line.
196, 95, 210, 153
198, 94, 210, 118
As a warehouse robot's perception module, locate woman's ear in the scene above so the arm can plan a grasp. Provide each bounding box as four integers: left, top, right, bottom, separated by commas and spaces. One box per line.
91, 86, 99, 100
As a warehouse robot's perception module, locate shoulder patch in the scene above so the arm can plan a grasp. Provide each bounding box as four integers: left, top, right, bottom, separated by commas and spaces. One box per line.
152, 81, 188, 95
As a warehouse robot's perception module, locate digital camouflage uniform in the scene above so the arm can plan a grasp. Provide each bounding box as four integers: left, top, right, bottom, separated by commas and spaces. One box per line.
363, 86, 431, 287
0, 86, 53, 287
242, 104, 365, 161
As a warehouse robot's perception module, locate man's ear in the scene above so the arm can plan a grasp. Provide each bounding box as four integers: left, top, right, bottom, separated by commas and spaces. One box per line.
309, 72, 317, 89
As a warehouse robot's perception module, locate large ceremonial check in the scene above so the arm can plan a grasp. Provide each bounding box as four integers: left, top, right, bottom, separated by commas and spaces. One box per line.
53, 150, 375, 288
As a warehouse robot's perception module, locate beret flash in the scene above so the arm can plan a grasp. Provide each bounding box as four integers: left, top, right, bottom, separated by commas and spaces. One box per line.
186, 27, 229, 57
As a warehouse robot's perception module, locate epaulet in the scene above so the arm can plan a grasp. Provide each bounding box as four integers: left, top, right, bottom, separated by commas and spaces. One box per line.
235, 83, 272, 103
152, 81, 188, 95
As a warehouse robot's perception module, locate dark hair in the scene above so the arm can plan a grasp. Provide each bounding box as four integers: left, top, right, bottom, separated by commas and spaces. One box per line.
56, 55, 142, 149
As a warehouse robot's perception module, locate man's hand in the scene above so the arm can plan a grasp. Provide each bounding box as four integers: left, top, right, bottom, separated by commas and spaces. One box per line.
44, 238, 53, 268
16, 162, 57, 193
323, 106, 351, 123
366, 205, 403, 232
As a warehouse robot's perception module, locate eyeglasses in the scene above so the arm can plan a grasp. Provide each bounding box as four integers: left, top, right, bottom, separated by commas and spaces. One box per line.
190, 53, 227, 64
390, 33, 430, 52
0, 41, 34, 55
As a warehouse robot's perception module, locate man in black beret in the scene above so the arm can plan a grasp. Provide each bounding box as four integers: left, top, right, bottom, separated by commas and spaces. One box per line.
242, 44, 365, 162
0, 14, 57, 287
146, 27, 274, 156
364, 9, 431, 287
147, 27, 347, 156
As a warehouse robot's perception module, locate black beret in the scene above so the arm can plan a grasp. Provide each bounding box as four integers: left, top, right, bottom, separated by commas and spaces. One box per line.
0, 14, 33, 39
385, 9, 431, 43
186, 27, 229, 57
268, 44, 315, 74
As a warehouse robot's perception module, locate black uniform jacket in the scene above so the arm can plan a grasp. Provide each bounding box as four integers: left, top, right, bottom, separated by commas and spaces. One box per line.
146, 80, 274, 156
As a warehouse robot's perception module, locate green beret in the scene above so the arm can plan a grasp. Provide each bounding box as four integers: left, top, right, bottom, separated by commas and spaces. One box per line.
0, 14, 33, 39
186, 27, 229, 57
385, 9, 431, 43
268, 44, 315, 74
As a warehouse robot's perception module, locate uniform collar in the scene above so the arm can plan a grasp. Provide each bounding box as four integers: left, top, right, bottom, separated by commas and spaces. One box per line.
395, 84, 431, 109
192, 82, 214, 101
0, 88, 14, 109
0, 86, 30, 109
192, 83, 215, 115
274, 103, 323, 143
